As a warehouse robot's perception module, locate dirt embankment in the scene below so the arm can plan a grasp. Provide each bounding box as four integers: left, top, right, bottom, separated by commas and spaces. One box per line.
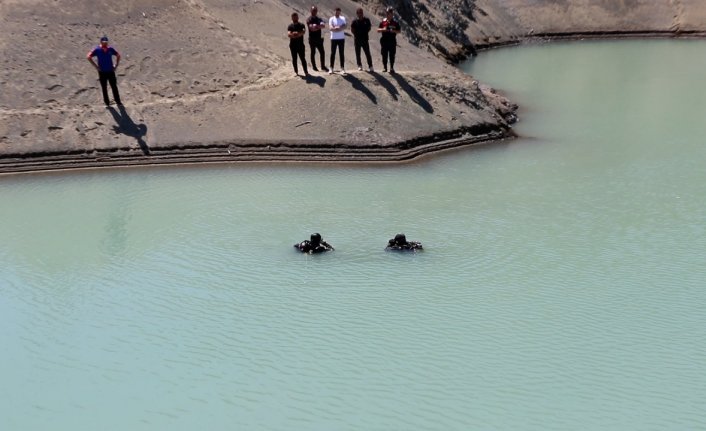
374, 0, 706, 62
0, 0, 520, 173
3, 0, 706, 173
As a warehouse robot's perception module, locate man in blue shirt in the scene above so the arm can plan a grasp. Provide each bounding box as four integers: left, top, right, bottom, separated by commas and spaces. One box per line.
87, 36, 123, 106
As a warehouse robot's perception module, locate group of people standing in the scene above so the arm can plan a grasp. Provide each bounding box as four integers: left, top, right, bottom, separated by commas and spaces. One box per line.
288, 6, 401, 77
85, 7, 401, 107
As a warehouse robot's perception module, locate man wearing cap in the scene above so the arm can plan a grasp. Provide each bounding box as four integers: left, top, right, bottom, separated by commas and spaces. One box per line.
328, 7, 347, 74
87, 36, 123, 106
377, 7, 401, 73
306, 6, 327, 71
351, 7, 374, 72
287, 12, 309, 76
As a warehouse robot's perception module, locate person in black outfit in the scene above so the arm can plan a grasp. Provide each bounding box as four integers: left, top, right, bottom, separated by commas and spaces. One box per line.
351, 7, 374, 71
287, 12, 309, 76
377, 7, 401, 73
294, 233, 335, 254
306, 6, 327, 72
385, 233, 423, 252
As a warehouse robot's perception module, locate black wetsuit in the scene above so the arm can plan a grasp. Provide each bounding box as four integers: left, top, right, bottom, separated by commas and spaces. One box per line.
385, 239, 423, 251
294, 240, 334, 254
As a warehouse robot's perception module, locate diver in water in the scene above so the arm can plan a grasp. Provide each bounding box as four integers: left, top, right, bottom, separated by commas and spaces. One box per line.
294, 233, 335, 254
385, 233, 423, 251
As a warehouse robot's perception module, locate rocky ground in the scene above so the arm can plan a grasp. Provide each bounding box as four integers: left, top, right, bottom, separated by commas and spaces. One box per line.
374, 0, 706, 62
1, 0, 705, 173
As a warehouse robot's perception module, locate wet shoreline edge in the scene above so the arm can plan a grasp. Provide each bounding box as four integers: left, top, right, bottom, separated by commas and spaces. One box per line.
0, 127, 513, 175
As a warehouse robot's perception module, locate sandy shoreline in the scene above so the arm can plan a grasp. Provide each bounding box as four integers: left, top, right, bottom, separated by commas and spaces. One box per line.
2, 0, 706, 175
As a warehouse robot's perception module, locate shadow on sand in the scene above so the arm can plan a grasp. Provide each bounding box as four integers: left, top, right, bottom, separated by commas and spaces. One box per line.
389, 73, 434, 113
108, 105, 150, 155
342, 74, 377, 104
370, 72, 399, 101
303, 74, 326, 87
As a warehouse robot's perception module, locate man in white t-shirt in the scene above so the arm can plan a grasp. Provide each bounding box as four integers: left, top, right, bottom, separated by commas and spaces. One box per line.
328, 7, 347, 74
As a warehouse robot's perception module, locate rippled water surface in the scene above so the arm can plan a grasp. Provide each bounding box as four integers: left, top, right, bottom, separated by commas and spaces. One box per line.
2, 40, 706, 430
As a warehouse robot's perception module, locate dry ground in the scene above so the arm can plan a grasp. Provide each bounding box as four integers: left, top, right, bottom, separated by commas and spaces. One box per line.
0, 0, 514, 172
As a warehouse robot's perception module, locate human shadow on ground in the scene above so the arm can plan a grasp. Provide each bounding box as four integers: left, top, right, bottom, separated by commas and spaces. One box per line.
304, 74, 326, 87
370, 72, 399, 101
108, 105, 150, 155
390, 73, 434, 113
342, 74, 377, 104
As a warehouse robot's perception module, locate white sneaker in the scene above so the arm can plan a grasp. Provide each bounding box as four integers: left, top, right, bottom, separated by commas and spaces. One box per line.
341, 69, 347, 75
357, 66, 363, 71
328, 69, 334, 75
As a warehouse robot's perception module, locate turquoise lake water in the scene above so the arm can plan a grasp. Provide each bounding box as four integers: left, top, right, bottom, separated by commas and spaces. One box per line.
1, 39, 705, 430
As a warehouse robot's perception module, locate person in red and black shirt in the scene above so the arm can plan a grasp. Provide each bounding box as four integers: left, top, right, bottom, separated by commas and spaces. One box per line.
377, 7, 401, 73
87, 36, 122, 106
351, 7, 374, 71
287, 12, 309, 76
306, 6, 327, 72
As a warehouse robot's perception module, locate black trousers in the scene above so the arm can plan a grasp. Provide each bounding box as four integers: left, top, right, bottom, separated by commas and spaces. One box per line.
98, 71, 122, 105
290, 43, 308, 74
354, 38, 373, 68
309, 38, 325, 69
381, 40, 397, 69
330, 39, 345, 69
